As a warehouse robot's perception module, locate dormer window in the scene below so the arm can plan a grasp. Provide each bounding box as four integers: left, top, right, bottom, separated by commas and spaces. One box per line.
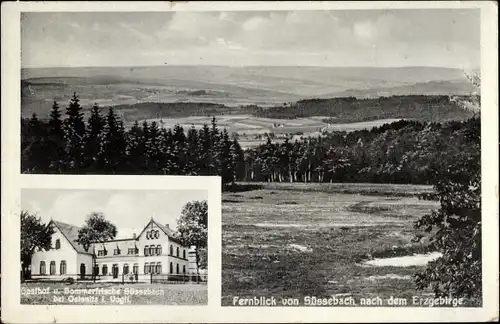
55, 239, 61, 250
114, 248, 121, 255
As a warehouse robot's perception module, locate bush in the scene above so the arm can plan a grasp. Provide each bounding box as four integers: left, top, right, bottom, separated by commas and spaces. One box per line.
414, 117, 481, 303
63, 277, 75, 285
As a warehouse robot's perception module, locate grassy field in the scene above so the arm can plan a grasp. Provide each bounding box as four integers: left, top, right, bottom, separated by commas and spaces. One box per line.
20, 281, 207, 305
221, 182, 462, 306
140, 115, 406, 148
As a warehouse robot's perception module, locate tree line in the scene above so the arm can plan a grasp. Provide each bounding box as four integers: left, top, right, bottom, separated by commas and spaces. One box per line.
20, 88, 481, 301
22, 93, 479, 188
243, 95, 475, 123
243, 118, 480, 185
21, 93, 245, 185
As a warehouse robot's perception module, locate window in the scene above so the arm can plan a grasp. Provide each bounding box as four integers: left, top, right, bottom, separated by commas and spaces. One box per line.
169, 262, 173, 274
149, 246, 154, 256
123, 264, 129, 275
60, 261, 67, 275
183, 265, 186, 274
156, 262, 162, 274
157, 245, 162, 255
98, 250, 105, 256
155, 230, 159, 239
144, 245, 149, 256
128, 248, 136, 255
102, 264, 108, 276
176, 246, 179, 257
112, 264, 118, 276
40, 261, 46, 275
55, 239, 61, 250
169, 245, 173, 255
114, 248, 121, 255
50, 261, 56, 275
146, 231, 151, 239
183, 249, 186, 259
144, 262, 149, 274
176, 263, 179, 274
133, 263, 139, 274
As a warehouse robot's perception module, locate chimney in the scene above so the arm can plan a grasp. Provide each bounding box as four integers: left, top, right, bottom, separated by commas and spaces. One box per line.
133, 233, 136, 239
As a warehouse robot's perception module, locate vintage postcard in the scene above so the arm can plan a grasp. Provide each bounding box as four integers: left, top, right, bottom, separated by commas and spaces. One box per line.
1, 0, 498, 323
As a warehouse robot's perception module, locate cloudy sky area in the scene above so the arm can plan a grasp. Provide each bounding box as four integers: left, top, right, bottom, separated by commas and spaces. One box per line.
21, 189, 208, 238
21, 9, 480, 68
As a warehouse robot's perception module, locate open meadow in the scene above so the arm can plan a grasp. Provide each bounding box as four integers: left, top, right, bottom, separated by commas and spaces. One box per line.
220, 182, 466, 306
140, 115, 405, 148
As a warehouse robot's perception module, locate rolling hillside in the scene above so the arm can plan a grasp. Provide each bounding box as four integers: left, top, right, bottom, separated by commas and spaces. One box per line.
21, 65, 476, 119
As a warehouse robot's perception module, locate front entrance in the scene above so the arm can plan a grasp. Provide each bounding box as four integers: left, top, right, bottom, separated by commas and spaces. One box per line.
112, 264, 119, 279
80, 263, 85, 280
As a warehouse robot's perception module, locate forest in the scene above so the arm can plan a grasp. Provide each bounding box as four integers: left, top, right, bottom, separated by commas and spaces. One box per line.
21, 92, 479, 188
20, 90, 482, 300
242, 95, 474, 122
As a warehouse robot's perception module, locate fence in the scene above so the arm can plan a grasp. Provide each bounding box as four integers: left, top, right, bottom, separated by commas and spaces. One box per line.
150, 273, 208, 284
23, 272, 207, 284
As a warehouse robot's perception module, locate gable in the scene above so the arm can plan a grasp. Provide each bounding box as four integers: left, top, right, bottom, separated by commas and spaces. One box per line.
50, 220, 92, 255
137, 219, 181, 244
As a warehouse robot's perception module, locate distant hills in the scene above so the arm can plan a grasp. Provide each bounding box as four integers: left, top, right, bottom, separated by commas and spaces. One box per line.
21, 65, 478, 120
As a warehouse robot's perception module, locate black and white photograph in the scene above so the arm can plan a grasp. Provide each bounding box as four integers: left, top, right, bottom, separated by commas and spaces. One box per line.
1, 1, 498, 323
19, 7, 484, 306
20, 188, 209, 305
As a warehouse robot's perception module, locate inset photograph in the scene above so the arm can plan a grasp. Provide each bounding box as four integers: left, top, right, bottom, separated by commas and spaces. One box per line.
20, 188, 208, 305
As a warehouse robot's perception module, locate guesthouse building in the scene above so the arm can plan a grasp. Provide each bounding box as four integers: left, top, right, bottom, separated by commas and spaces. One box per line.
30, 218, 197, 282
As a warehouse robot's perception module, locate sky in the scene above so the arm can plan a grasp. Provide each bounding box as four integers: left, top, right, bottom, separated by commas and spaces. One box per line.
21, 9, 480, 68
21, 189, 208, 239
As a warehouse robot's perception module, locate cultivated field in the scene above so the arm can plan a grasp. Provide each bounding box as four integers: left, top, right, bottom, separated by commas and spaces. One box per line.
221, 182, 454, 306
20, 281, 207, 305
140, 115, 404, 148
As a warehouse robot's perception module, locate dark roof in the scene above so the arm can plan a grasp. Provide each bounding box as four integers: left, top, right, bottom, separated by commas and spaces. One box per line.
51, 220, 93, 255
154, 220, 176, 237
51, 218, 183, 250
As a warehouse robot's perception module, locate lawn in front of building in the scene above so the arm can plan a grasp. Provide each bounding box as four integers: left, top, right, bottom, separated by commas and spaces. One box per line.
20, 281, 207, 305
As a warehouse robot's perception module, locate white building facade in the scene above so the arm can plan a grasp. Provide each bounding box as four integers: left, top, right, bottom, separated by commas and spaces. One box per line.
30, 219, 201, 282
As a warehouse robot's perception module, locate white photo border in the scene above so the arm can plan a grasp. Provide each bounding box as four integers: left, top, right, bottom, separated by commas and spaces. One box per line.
2, 1, 498, 323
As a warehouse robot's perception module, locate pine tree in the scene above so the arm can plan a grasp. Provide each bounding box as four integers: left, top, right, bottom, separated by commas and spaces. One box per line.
125, 121, 145, 173
22, 114, 51, 173
186, 126, 200, 175
47, 101, 66, 172
64, 93, 86, 171
161, 127, 175, 174
198, 124, 211, 175
144, 121, 162, 173
210, 117, 220, 175
102, 107, 127, 173
83, 103, 105, 173
172, 124, 187, 175
218, 129, 233, 184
